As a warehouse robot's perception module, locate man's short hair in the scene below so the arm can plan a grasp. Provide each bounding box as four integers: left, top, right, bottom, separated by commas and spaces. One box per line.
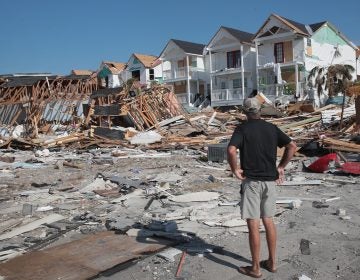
243, 97, 261, 114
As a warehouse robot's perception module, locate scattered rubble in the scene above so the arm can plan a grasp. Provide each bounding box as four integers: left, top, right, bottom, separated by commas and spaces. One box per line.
0, 85, 359, 279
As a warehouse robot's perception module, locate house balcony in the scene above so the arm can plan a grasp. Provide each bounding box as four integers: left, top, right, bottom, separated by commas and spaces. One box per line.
163, 67, 206, 82
258, 82, 306, 101
257, 54, 304, 69
211, 56, 253, 77
175, 92, 199, 105
211, 88, 250, 107
211, 66, 246, 77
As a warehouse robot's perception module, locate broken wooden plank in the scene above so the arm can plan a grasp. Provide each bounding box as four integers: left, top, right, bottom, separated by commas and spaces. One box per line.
0, 214, 65, 241
279, 116, 322, 131
281, 180, 323, 186
0, 231, 173, 280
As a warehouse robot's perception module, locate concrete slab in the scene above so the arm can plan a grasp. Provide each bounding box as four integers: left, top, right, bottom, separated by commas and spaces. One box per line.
170, 191, 220, 203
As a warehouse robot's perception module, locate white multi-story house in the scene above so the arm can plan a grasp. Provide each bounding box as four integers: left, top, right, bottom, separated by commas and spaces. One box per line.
97, 61, 126, 88
206, 26, 256, 107
125, 53, 162, 86
159, 39, 208, 105
253, 14, 357, 102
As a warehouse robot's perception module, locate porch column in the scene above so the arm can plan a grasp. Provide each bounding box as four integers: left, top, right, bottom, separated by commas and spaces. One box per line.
295, 63, 299, 98
186, 55, 191, 104
172, 60, 176, 79
255, 42, 259, 91
209, 50, 213, 101
241, 44, 245, 100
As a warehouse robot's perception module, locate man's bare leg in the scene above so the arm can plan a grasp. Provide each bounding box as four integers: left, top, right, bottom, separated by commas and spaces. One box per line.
262, 217, 277, 271
245, 219, 261, 274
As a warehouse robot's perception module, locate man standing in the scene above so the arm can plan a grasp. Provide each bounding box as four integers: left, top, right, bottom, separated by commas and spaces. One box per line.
227, 97, 297, 278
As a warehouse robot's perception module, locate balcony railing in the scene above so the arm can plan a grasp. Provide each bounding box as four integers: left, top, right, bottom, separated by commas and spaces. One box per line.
258, 82, 305, 100
163, 67, 205, 81
257, 55, 275, 67
175, 92, 198, 104
211, 88, 246, 102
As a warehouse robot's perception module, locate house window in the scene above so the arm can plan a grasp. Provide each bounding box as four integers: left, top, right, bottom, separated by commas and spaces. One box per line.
274, 42, 284, 63
307, 38, 312, 47
227, 50, 241, 68
132, 70, 140, 81
149, 69, 154, 80
233, 78, 247, 89
270, 26, 279, 34
178, 59, 185, 68
221, 81, 226, 89
190, 57, 197, 67
233, 79, 241, 88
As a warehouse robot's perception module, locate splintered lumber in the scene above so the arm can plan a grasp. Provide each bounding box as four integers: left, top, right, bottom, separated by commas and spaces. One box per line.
279, 116, 321, 131
31, 132, 86, 147
0, 231, 173, 280
89, 85, 184, 133
321, 137, 360, 152
0, 214, 65, 241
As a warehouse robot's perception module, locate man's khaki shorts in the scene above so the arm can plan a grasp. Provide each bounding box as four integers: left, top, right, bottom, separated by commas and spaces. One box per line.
240, 179, 276, 219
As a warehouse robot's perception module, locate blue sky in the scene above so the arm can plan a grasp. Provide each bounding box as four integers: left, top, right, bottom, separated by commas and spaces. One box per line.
1, 0, 359, 75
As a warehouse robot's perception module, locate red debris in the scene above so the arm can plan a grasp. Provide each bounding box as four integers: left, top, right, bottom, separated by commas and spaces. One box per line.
339, 162, 360, 175
307, 153, 339, 173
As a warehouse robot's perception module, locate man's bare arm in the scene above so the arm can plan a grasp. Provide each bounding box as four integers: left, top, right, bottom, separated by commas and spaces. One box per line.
277, 141, 297, 184
278, 141, 297, 169
227, 145, 245, 180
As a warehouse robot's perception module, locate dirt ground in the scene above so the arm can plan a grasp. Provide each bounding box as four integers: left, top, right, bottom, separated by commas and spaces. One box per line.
0, 148, 359, 280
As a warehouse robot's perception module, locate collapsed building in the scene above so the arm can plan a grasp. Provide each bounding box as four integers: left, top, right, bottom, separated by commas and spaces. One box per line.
0, 74, 98, 138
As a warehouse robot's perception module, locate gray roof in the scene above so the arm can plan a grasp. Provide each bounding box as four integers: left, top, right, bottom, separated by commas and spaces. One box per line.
91, 87, 123, 98
0, 76, 57, 88
280, 16, 310, 34
0, 74, 92, 88
278, 15, 327, 35
309, 21, 327, 32
222, 26, 254, 43
171, 39, 205, 55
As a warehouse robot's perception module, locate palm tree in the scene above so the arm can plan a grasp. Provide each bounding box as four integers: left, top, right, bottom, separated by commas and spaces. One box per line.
308, 64, 355, 98
348, 83, 360, 132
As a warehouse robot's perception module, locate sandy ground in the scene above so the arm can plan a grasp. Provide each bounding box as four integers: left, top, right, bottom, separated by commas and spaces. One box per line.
0, 149, 359, 280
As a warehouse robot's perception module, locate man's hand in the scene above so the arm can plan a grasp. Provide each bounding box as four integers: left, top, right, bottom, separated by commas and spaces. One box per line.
276, 167, 285, 185
233, 168, 246, 180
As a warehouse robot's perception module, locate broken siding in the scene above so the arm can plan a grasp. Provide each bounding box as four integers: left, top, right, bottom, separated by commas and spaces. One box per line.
305, 26, 356, 73
0, 76, 98, 136
0, 104, 25, 125
312, 25, 348, 46
42, 100, 87, 122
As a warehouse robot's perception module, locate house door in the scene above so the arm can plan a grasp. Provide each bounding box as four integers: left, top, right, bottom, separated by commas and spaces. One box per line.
199, 84, 205, 95
132, 70, 140, 81
284, 41, 293, 62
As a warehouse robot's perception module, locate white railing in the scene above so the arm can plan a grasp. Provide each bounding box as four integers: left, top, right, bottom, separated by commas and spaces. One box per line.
175, 92, 198, 104
211, 88, 246, 102
163, 67, 205, 81
258, 82, 306, 99
258, 55, 274, 67
163, 69, 172, 80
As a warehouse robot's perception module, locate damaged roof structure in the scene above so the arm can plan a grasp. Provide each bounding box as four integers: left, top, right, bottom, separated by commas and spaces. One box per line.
0, 74, 98, 138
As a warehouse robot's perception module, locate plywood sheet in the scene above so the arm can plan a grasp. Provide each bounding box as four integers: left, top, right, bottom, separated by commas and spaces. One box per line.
0, 231, 173, 280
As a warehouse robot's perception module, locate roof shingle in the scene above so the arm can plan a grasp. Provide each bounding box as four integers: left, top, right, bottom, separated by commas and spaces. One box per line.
171, 39, 205, 55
